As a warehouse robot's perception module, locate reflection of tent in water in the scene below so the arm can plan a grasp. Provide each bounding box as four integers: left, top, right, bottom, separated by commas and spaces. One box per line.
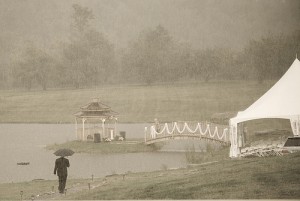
229, 58, 300, 157
74, 98, 118, 142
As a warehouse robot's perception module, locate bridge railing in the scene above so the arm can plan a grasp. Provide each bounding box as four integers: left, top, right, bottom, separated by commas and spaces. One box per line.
144, 121, 230, 144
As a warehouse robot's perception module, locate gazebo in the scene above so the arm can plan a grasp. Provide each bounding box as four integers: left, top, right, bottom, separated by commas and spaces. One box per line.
74, 98, 118, 141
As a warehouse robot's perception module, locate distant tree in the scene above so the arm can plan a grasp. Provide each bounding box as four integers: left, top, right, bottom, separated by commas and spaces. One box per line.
280, 30, 300, 72
62, 40, 89, 88
35, 54, 55, 90
70, 4, 94, 38
244, 36, 276, 82
234, 52, 255, 80
84, 30, 115, 86
192, 49, 221, 82
0, 63, 12, 89
63, 4, 115, 88
169, 43, 195, 82
215, 48, 239, 80
121, 25, 173, 85
61, 4, 92, 89
13, 43, 54, 90
241, 30, 300, 82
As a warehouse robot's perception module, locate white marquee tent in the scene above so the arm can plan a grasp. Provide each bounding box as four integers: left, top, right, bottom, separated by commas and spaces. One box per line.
229, 58, 300, 157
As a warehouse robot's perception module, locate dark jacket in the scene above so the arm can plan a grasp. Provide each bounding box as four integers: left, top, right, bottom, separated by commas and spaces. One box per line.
54, 157, 70, 177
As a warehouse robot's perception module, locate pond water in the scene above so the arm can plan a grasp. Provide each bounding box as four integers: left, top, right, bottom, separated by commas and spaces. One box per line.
0, 124, 188, 183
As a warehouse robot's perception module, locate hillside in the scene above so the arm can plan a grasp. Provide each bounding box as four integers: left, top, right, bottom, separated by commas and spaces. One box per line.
68, 152, 300, 200
0, 81, 276, 123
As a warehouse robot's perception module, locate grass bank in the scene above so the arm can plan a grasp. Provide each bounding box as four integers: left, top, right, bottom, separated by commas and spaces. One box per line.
1, 151, 299, 200
0, 80, 275, 123
46, 140, 163, 154
71, 152, 300, 200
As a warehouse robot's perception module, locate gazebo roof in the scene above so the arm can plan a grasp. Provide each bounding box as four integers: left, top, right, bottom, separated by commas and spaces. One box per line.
74, 98, 118, 118
80, 98, 111, 112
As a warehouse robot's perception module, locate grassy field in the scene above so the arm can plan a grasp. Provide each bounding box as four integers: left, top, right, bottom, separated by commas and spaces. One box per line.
0, 80, 276, 123
1, 151, 299, 200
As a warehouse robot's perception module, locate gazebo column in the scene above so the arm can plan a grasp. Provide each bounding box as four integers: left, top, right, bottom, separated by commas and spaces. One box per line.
102, 118, 106, 139
114, 117, 118, 138
82, 118, 86, 141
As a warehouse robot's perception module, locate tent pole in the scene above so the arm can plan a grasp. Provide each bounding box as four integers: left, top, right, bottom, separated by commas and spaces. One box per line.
297, 115, 300, 136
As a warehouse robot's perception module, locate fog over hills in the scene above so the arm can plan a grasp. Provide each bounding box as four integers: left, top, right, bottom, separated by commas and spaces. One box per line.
0, 0, 299, 61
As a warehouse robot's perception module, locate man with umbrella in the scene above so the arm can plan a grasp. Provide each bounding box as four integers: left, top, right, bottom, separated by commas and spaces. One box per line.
54, 148, 74, 194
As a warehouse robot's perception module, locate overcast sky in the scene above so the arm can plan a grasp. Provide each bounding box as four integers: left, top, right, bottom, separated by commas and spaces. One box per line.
0, 0, 299, 56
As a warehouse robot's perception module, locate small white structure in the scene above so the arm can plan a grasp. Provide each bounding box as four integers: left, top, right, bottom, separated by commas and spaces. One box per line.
229, 58, 300, 157
74, 98, 118, 141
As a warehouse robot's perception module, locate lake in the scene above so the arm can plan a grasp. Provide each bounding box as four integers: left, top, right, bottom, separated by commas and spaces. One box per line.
0, 124, 188, 183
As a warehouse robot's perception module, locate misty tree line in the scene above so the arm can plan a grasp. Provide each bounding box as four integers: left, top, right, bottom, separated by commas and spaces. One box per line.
1, 4, 299, 90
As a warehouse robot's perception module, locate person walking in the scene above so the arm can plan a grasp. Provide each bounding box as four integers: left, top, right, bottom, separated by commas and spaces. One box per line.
54, 156, 70, 194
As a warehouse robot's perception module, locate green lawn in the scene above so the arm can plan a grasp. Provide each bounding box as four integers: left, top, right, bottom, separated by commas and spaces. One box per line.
0, 80, 275, 123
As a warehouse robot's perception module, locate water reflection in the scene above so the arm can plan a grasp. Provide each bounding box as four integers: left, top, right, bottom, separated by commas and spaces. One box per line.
0, 124, 187, 183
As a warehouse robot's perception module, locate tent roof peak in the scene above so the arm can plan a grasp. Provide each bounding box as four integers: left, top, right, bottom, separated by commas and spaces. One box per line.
230, 58, 300, 125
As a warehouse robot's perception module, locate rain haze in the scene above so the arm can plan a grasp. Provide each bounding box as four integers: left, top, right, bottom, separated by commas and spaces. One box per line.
1, 0, 299, 51
0, 0, 300, 200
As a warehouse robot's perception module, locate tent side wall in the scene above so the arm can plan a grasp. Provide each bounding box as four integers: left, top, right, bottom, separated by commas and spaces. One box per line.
229, 116, 300, 157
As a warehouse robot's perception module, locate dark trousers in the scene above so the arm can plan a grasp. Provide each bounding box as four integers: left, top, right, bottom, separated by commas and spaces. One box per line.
58, 175, 67, 193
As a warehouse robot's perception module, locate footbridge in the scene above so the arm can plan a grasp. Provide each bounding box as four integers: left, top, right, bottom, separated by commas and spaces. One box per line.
144, 121, 230, 145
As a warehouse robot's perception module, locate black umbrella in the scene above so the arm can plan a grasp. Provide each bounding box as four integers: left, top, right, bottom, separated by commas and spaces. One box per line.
54, 148, 75, 157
